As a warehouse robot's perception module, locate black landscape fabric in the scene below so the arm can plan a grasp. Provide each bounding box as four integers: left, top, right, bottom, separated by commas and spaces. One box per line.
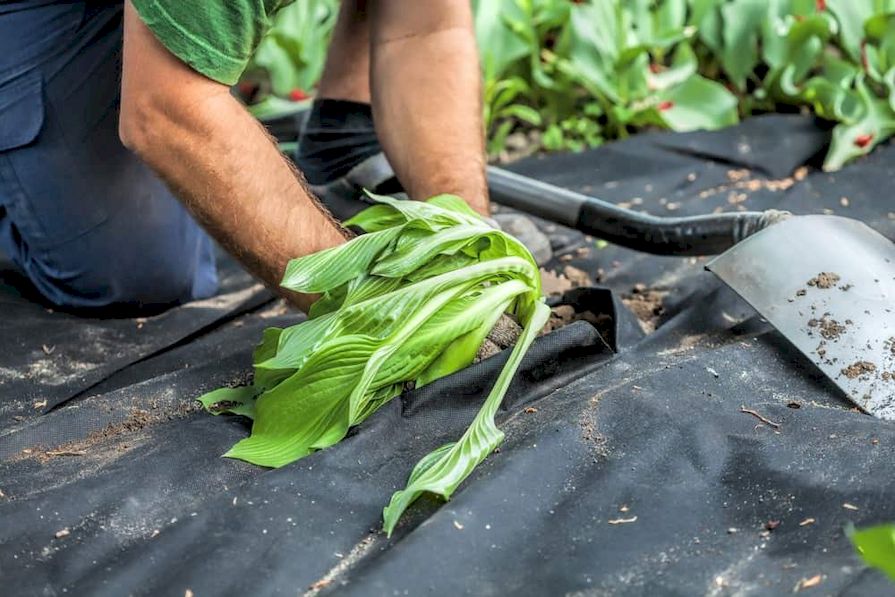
1, 115, 894, 596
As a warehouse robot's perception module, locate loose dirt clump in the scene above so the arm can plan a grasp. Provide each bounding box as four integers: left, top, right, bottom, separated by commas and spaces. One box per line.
540, 268, 573, 297
541, 304, 612, 340
621, 284, 667, 333
807, 272, 841, 289
807, 315, 848, 341
842, 361, 877, 379
475, 313, 523, 362
563, 265, 591, 288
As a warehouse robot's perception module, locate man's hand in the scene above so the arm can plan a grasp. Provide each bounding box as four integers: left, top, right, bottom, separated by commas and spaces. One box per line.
119, 1, 349, 311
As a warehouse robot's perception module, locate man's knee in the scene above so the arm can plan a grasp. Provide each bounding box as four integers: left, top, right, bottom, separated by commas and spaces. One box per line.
22, 221, 218, 312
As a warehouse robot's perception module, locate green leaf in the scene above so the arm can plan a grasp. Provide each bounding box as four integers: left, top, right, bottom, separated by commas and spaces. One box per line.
280, 227, 402, 293
719, 0, 767, 91
198, 385, 258, 419
648, 42, 698, 91
848, 523, 895, 581
656, 75, 740, 131
826, 0, 876, 63
382, 302, 551, 536
823, 76, 895, 171
473, 0, 530, 80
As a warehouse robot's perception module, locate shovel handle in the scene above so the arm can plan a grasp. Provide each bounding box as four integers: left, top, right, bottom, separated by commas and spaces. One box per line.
487, 166, 788, 256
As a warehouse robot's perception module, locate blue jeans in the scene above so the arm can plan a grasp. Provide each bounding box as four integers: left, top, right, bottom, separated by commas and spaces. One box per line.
0, 1, 217, 311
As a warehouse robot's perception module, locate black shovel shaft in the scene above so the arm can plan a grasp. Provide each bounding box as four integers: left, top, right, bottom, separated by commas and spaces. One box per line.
487, 166, 784, 256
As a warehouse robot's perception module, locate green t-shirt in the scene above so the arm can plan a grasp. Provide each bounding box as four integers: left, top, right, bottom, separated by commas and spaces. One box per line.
131, 0, 293, 85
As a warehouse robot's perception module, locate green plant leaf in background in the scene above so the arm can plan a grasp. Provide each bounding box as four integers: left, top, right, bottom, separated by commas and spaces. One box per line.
656, 74, 740, 130
823, 75, 895, 170
848, 523, 895, 582
245, 0, 895, 176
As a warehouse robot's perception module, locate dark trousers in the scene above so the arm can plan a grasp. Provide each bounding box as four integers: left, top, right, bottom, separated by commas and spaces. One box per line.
0, 1, 217, 311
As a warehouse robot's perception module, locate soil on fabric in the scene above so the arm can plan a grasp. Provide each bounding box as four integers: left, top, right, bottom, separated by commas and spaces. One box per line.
621, 284, 667, 333
19, 401, 200, 464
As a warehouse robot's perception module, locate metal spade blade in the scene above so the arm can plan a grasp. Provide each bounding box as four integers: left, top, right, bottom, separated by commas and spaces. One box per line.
707, 215, 895, 419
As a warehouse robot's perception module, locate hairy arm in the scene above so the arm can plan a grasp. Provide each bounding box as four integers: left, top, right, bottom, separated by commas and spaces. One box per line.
369, 0, 489, 216
119, 1, 349, 311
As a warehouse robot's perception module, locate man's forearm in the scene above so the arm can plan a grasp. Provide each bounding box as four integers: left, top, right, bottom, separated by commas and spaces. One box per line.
120, 2, 348, 311
370, 1, 489, 216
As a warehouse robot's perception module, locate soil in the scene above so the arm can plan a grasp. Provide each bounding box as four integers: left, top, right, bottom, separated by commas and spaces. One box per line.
475, 314, 524, 363
621, 284, 667, 333
807, 315, 848, 341
563, 265, 591, 288
539, 266, 593, 297
807, 272, 841, 289
26, 401, 200, 464
541, 304, 613, 341
578, 409, 609, 462
540, 268, 573, 297
841, 361, 877, 379
488, 314, 523, 348
696, 168, 800, 201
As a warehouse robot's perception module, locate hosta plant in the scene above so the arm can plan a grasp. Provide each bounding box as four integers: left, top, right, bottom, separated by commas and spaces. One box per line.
199, 193, 549, 535
848, 523, 895, 582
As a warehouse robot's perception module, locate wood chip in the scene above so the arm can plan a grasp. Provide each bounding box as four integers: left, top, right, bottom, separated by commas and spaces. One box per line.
799, 518, 816, 526
794, 574, 822, 591
54, 528, 70, 539
739, 406, 780, 429
45, 450, 86, 457
842, 503, 859, 511
619, 504, 630, 513
41, 344, 55, 355
608, 516, 637, 525
33, 400, 47, 410
309, 579, 332, 591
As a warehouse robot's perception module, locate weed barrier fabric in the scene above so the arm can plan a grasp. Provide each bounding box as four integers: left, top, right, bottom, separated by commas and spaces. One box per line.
2, 115, 894, 595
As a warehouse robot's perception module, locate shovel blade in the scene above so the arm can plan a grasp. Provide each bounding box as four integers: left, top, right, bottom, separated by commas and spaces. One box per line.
707, 215, 895, 419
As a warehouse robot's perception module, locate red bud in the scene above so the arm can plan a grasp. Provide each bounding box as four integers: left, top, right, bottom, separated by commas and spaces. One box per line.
658, 100, 674, 111
854, 133, 874, 148
288, 88, 310, 102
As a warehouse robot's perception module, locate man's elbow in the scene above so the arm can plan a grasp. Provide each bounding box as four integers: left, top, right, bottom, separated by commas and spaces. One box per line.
118, 92, 158, 154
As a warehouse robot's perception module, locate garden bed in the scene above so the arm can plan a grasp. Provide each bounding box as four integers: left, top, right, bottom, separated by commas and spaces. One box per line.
1, 115, 894, 595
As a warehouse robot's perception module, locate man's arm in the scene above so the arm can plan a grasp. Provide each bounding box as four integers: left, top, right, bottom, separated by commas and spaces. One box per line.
369, 0, 489, 216
118, 1, 349, 311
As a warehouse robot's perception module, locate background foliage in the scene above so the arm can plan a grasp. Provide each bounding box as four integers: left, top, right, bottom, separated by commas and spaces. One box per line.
242, 0, 895, 170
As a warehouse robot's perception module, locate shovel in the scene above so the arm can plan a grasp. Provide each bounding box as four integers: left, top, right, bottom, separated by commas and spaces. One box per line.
487, 166, 895, 419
